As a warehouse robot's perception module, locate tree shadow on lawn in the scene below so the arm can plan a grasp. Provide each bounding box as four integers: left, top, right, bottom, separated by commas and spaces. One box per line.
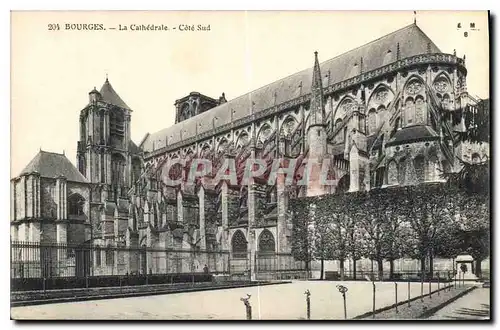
443, 305, 490, 320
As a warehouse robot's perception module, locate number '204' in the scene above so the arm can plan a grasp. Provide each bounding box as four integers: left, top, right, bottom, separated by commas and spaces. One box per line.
48, 24, 60, 31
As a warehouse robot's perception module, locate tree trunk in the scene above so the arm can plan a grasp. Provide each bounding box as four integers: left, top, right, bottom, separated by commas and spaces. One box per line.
340, 259, 345, 281
475, 258, 483, 278
320, 258, 324, 280
305, 260, 310, 280
352, 258, 357, 280
429, 254, 434, 279
377, 259, 383, 281
389, 259, 395, 280
420, 257, 426, 280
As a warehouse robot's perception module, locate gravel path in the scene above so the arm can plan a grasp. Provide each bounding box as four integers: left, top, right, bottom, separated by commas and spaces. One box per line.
427, 287, 490, 320
11, 281, 442, 320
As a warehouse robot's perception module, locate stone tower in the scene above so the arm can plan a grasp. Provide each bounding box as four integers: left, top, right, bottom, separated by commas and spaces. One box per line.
76, 78, 137, 202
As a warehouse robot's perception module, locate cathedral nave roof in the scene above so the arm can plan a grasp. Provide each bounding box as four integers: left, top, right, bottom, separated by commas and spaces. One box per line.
142, 23, 441, 153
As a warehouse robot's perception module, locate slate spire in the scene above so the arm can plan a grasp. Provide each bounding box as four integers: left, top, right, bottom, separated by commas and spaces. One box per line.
99, 77, 131, 110
309, 51, 325, 127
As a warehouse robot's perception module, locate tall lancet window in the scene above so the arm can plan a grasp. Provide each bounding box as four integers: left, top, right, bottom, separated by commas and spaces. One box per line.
415, 96, 426, 124
131, 158, 142, 185
405, 97, 416, 126
111, 153, 126, 186
367, 108, 377, 135
100, 152, 105, 183
99, 112, 105, 144
442, 94, 451, 110
68, 194, 85, 216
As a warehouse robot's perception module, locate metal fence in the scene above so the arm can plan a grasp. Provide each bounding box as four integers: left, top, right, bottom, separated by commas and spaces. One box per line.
226, 252, 307, 281
255, 252, 307, 280
11, 241, 230, 280
324, 270, 456, 282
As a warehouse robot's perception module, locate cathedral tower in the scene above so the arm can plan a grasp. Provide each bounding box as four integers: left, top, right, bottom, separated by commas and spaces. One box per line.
77, 78, 138, 201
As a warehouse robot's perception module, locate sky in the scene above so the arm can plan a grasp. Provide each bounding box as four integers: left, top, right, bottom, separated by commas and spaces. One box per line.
10, 10, 489, 177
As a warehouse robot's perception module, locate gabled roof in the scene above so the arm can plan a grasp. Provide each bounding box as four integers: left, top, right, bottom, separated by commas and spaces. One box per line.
386, 125, 439, 146
142, 23, 441, 153
129, 140, 142, 155
19, 151, 88, 183
99, 78, 131, 110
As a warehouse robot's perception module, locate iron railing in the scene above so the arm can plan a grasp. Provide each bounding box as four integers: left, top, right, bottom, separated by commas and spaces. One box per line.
11, 241, 230, 280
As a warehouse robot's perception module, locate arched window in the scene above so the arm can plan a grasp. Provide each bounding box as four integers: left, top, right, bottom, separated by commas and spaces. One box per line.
388, 161, 398, 185
95, 245, 101, 267
110, 109, 125, 141
280, 117, 297, 137
99, 112, 105, 144
237, 132, 249, 147
78, 157, 86, 176
415, 96, 426, 124
100, 152, 105, 183
131, 158, 142, 185
258, 230, 276, 254
80, 120, 86, 143
375, 166, 385, 187
336, 174, 350, 194
231, 230, 247, 259
106, 245, 114, 266
405, 97, 416, 126
257, 124, 273, 144
180, 103, 189, 121
442, 94, 451, 110
367, 108, 377, 135
68, 194, 85, 216
414, 156, 425, 183
111, 153, 126, 186
149, 175, 158, 190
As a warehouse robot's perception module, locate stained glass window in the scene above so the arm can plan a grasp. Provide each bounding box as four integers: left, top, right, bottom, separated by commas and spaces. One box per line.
258, 230, 275, 254
231, 230, 247, 258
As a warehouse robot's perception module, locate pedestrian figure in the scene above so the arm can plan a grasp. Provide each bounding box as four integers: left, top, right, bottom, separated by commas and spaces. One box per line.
203, 264, 209, 274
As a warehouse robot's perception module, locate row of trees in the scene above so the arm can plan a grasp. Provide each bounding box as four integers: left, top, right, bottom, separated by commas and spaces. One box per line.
290, 162, 490, 280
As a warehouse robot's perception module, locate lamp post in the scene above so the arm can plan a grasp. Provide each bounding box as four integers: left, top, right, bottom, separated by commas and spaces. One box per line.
372, 281, 376, 318
336, 285, 348, 320
304, 290, 311, 320
407, 278, 411, 307
241, 294, 252, 320
394, 282, 398, 314
436, 272, 440, 295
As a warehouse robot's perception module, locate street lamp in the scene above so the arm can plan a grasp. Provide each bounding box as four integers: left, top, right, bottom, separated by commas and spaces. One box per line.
336, 284, 349, 319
